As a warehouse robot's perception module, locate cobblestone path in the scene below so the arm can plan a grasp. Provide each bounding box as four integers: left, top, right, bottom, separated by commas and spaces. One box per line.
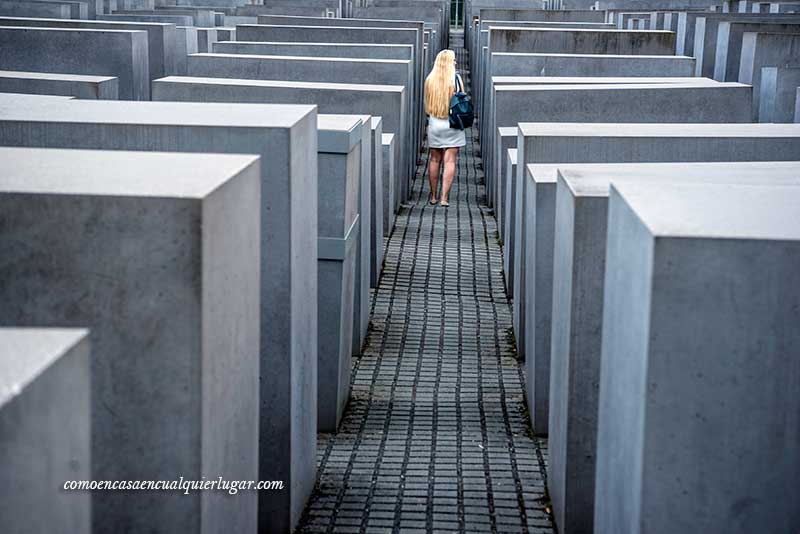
297, 36, 556, 534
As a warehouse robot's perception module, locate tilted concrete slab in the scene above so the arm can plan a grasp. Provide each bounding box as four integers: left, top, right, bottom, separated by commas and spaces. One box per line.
0, 69, 118, 98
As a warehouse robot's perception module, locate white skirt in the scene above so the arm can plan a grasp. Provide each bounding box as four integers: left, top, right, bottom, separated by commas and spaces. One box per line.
427, 115, 466, 148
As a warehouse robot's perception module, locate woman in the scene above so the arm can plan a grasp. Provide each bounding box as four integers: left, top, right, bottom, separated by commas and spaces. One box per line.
424, 49, 466, 207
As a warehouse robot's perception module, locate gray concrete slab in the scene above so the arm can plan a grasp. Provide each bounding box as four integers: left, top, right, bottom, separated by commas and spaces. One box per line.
174, 25, 197, 75
382, 132, 396, 234
759, 65, 800, 121
503, 147, 517, 292
370, 116, 384, 288
0, 25, 149, 99
713, 19, 800, 81
695, 17, 800, 78
517, 122, 800, 438
0, 97, 318, 534
234, 23, 424, 200
549, 161, 800, 534
0, 15, 177, 79
196, 26, 216, 52
0, 0, 72, 18
0, 327, 90, 534
0, 146, 261, 533
185, 52, 415, 189
117, 7, 214, 26
349, 113, 373, 357
316, 115, 362, 433
493, 82, 752, 365
739, 31, 800, 120
213, 40, 414, 60
494, 127, 516, 236
596, 180, 800, 534
0, 69, 118, 98
152, 76, 406, 234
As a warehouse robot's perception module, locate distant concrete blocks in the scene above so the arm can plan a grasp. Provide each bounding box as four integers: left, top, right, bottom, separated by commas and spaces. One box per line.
759, 66, 800, 122
0, 327, 91, 534
596, 180, 800, 534
0, 70, 118, 99
0, 26, 149, 99
0, 147, 261, 533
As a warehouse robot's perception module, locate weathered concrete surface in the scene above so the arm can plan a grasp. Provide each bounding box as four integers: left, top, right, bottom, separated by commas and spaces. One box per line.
316, 115, 362, 433
517, 121, 800, 437
549, 161, 800, 534
382, 132, 396, 234
0, 327, 91, 534
0, 69, 118, 98
370, 116, 384, 288
0, 98, 318, 534
212, 40, 414, 61
152, 75, 406, 235
503, 147, 517, 293
713, 19, 800, 81
739, 31, 800, 120
0, 0, 73, 18
596, 180, 800, 534
174, 25, 197, 75
0, 15, 177, 79
759, 66, 800, 122
0, 25, 149, 99
0, 146, 261, 534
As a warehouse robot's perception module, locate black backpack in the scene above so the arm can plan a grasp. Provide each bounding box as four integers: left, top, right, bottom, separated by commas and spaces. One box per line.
449, 74, 474, 130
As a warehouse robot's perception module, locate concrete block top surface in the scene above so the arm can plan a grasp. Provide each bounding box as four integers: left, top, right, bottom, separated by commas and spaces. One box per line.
0, 25, 145, 36
0, 70, 117, 83
497, 82, 748, 92
0, 146, 260, 197
487, 25, 674, 34
612, 180, 800, 239
493, 52, 694, 59
508, 148, 517, 164
157, 75, 405, 94
0, 97, 316, 128
517, 122, 800, 137
553, 161, 800, 196
0, 91, 73, 103
499, 126, 518, 136
371, 116, 382, 129
0, 327, 88, 408
492, 76, 718, 84
382, 132, 394, 144
191, 52, 410, 66
317, 114, 362, 153
237, 23, 417, 34
217, 40, 413, 49
0, 15, 173, 29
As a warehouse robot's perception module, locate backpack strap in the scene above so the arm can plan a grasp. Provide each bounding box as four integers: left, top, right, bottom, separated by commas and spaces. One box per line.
454, 73, 463, 93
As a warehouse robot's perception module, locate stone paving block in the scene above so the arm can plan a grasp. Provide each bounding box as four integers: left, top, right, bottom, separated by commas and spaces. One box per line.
595, 180, 800, 534
0, 147, 260, 533
317, 115, 362, 433
0, 327, 90, 534
0, 16, 178, 79
0, 69, 118, 98
0, 98, 318, 534
370, 116, 385, 288
518, 122, 800, 437
0, 25, 149, 99
550, 161, 800, 534
382, 132, 396, 234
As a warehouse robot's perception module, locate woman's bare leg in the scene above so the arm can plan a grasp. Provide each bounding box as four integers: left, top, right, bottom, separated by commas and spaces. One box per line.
440, 147, 459, 205
428, 147, 443, 202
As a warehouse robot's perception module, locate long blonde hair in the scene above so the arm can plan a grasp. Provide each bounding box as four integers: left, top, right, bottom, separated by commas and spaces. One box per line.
425, 49, 458, 119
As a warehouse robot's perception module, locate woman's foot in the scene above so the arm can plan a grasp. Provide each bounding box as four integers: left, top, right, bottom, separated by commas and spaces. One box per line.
440, 199, 450, 207
429, 195, 438, 205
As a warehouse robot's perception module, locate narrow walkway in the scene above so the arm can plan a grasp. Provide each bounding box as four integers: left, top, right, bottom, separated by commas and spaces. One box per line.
298, 39, 555, 534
